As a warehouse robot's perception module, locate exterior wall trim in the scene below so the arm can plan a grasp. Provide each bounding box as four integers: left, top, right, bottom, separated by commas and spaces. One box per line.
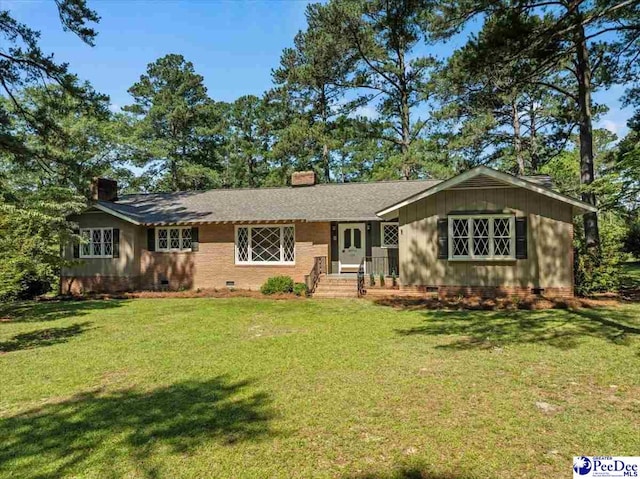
377, 165, 597, 219
93, 202, 141, 225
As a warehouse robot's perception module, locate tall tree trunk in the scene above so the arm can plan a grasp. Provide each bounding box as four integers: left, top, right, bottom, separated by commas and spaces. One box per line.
248, 155, 255, 188
574, 17, 600, 249
398, 54, 411, 180
170, 157, 179, 192
322, 143, 330, 182
320, 87, 331, 183
511, 97, 524, 175
529, 99, 538, 172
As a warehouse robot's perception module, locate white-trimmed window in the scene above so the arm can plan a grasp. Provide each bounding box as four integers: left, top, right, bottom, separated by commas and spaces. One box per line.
80, 228, 113, 258
448, 215, 515, 260
235, 225, 295, 265
156, 227, 192, 252
381, 222, 399, 248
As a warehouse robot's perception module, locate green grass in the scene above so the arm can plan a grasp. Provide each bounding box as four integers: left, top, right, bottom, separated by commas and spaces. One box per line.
622, 260, 640, 289
1, 298, 639, 479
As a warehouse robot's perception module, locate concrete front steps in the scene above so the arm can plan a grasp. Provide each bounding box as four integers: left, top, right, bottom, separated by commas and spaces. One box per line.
312, 275, 359, 298
311, 275, 436, 299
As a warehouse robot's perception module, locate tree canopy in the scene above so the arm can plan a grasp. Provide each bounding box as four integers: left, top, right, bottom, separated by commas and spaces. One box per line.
1, 0, 640, 298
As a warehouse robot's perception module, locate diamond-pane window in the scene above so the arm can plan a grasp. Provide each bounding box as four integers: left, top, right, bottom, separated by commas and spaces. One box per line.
79, 228, 113, 258
283, 226, 295, 262
236, 225, 295, 264
493, 218, 512, 256
251, 227, 281, 262
103, 229, 113, 256
452, 218, 469, 256
181, 228, 192, 250
158, 229, 168, 249
81, 230, 91, 256
472, 218, 489, 256
170, 229, 180, 249
237, 227, 249, 261
156, 227, 192, 252
382, 223, 399, 248
448, 216, 514, 260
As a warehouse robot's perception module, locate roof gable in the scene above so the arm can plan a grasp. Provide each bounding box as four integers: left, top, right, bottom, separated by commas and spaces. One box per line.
376, 166, 597, 219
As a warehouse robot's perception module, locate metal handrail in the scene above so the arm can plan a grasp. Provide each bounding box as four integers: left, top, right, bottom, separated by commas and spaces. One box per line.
306, 256, 327, 293
357, 257, 366, 297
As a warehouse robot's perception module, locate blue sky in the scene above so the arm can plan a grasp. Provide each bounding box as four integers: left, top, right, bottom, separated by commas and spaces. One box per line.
6, 0, 633, 137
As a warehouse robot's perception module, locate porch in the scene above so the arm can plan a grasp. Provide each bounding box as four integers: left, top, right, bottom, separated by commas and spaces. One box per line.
305, 256, 405, 299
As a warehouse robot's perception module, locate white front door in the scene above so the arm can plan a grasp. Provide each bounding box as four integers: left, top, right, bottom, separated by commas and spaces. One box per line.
338, 223, 366, 273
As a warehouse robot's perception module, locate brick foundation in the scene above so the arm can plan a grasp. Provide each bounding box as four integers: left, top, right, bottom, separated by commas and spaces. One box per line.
400, 285, 574, 298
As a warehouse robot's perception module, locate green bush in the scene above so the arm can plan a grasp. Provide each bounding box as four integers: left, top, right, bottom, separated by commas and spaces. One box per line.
293, 282, 308, 297
0, 254, 56, 301
369, 273, 375, 286
379, 274, 385, 287
260, 275, 294, 295
574, 216, 625, 296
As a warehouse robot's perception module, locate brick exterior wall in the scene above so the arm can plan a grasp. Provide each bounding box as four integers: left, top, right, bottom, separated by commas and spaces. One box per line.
190, 222, 330, 290
63, 221, 331, 293
139, 250, 195, 290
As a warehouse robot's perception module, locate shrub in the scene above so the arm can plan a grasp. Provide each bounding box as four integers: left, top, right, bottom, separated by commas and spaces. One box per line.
574, 216, 625, 296
369, 273, 375, 286
293, 282, 308, 297
391, 271, 397, 287
0, 254, 55, 301
379, 273, 385, 287
260, 275, 294, 295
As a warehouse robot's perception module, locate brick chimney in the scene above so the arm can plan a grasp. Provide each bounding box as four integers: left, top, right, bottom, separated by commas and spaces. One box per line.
91, 177, 118, 202
291, 171, 316, 187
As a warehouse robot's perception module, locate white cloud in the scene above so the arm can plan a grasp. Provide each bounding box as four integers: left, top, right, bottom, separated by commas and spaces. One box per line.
600, 119, 622, 135
351, 104, 379, 120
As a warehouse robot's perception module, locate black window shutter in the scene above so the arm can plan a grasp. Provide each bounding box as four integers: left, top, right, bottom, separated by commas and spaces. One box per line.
191, 227, 199, 252
112, 228, 120, 258
437, 218, 448, 259
147, 228, 156, 252
515, 217, 527, 259
73, 228, 80, 259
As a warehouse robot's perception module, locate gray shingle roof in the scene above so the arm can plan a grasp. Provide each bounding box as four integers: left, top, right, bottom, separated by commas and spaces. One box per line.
99, 179, 442, 224
97, 174, 555, 225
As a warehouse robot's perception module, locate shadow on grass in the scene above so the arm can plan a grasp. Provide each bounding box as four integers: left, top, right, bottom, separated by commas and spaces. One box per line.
0, 377, 274, 478
395, 308, 640, 350
0, 299, 126, 324
0, 322, 92, 352
344, 466, 475, 479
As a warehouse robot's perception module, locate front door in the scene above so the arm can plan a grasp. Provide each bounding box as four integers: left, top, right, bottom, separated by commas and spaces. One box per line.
338, 223, 366, 273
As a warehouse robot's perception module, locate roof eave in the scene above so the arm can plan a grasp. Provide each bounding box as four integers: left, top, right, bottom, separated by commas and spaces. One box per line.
93, 202, 141, 225
376, 166, 597, 218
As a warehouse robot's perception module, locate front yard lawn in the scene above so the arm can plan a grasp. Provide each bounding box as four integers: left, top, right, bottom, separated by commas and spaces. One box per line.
1, 298, 639, 479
